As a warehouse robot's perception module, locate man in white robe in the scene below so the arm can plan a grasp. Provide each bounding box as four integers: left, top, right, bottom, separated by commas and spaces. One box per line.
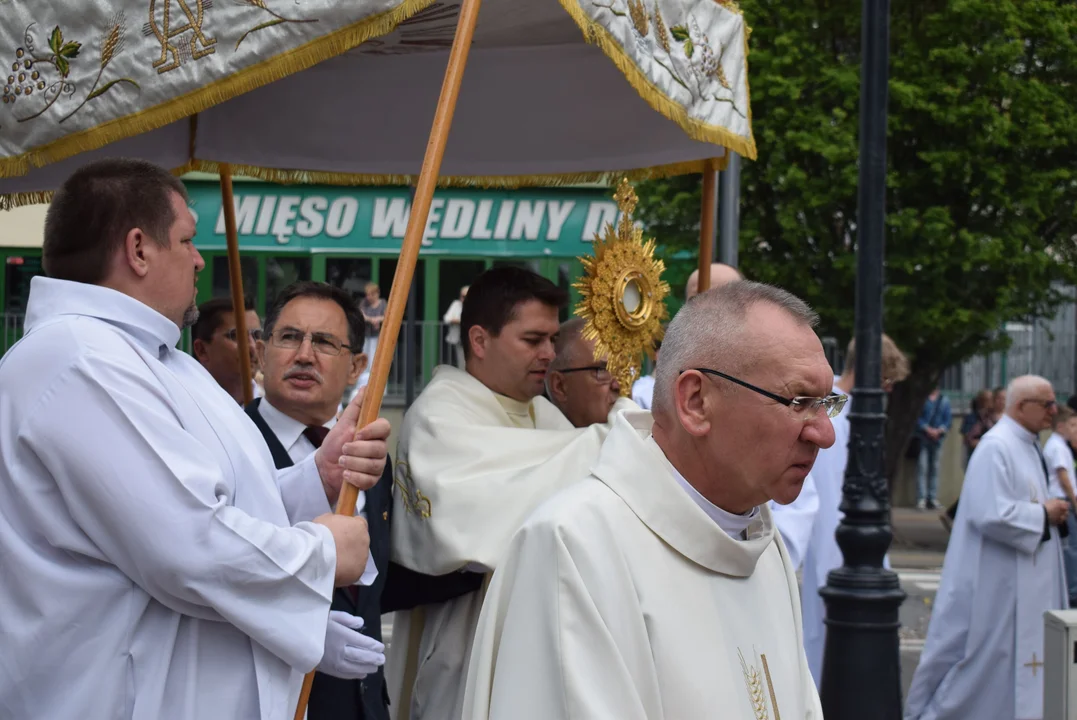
0, 159, 391, 720
387, 267, 635, 720
800, 333, 909, 685
905, 375, 1069, 720
463, 281, 842, 719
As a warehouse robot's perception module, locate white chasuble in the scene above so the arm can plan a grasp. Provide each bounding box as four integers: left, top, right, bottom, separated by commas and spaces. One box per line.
905, 415, 1067, 720
387, 365, 636, 720
463, 411, 822, 720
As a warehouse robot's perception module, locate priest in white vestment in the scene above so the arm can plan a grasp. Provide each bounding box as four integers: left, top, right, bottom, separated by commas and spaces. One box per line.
905, 375, 1069, 720
0, 160, 391, 720
463, 281, 843, 720
387, 267, 635, 720
800, 334, 909, 685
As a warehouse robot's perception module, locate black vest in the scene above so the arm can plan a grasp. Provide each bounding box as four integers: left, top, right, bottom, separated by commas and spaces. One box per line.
246, 399, 391, 720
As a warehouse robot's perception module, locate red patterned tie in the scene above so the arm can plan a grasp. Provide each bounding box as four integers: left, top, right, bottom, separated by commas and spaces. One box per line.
303, 425, 359, 604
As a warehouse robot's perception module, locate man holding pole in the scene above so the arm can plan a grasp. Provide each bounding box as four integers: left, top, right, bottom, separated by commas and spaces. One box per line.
0, 159, 390, 720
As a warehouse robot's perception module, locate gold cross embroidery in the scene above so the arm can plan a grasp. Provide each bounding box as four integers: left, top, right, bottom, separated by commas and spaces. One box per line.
1025, 653, 1045, 677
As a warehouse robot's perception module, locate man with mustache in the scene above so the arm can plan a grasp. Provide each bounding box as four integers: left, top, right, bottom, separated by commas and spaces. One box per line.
463, 281, 836, 720
246, 281, 392, 720
387, 266, 637, 720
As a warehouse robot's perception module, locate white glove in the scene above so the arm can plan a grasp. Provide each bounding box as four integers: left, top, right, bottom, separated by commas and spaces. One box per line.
317, 611, 386, 680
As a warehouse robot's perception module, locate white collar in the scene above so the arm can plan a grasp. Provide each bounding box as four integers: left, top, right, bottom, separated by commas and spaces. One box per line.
999, 413, 1038, 444
259, 397, 337, 449
25, 276, 181, 357
664, 457, 759, 539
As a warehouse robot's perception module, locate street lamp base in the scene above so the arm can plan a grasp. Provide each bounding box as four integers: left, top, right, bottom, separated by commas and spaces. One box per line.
819, 568, 906, 719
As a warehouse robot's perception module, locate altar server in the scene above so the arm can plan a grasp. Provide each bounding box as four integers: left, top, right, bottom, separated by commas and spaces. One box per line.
905, 375, 1068, 720
0, 158, 389, 720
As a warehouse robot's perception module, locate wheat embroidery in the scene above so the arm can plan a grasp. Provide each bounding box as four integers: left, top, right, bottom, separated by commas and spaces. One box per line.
738, 648, 769, 720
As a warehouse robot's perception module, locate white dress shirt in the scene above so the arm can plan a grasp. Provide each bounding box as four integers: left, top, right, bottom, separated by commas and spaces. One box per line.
257, 398, 368, 517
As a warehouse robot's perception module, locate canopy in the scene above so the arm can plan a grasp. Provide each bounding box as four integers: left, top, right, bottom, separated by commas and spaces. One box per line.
0, 0, 754, 204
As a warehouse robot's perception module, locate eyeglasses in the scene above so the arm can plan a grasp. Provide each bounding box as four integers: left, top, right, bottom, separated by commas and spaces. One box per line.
223, 328, 263, 342
688, 368, 848, 419
270, 329, 353, 356
1022, 398, 1058, 410
556, 365, 613, 383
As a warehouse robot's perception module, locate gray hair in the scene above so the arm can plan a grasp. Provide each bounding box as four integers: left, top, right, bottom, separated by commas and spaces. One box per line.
653, 281, 819, 414
1005, 374, 1053, 411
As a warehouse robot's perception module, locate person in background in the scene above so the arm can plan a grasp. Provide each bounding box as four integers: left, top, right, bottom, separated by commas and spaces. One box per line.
942, 387, 1004, 531
546, 318, 620, 428
191, 295, 262, 404
1043, 405, 1077, 608
632, 264, 744, 410
358, 283, 386, 388
905, 375, 1067, 720
443, 285, 468, 369
961, 389, 995, 466
801, 333, 909, 685
915, 386, 952, 510
684, 262, 743, 299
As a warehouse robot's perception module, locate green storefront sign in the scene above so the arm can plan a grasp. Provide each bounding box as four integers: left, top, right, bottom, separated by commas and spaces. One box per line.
186, 181, 620, 257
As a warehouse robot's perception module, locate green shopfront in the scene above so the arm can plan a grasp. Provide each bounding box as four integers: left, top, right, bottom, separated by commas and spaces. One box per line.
184, 180, 617, 393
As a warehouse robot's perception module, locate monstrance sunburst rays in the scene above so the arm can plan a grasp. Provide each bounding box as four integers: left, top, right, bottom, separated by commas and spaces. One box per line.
573, 178, 669, 396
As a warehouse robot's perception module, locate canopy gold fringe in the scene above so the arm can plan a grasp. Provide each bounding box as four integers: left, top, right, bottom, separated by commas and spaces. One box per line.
185, 157, 728, 189
0, 0, 438, 180
0, 155, 729, 209
557, 0, 756, 161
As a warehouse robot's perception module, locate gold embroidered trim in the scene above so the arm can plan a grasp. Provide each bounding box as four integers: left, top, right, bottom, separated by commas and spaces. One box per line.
760, 654, 781, 720
0, 0, 438, 180
392, 459, 432, 519
0, 157, 730, 210
557, 0, 757, 159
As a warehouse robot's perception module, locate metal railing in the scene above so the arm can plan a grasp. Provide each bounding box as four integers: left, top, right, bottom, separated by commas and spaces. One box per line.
3, 312, 460, 404
9, 311, 1076, 409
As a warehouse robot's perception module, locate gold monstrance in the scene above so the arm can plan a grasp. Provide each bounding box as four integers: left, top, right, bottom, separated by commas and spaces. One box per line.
574, 178, 670, 396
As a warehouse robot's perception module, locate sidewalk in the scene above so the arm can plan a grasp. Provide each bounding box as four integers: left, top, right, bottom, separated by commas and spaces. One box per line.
890, 506, 950, 569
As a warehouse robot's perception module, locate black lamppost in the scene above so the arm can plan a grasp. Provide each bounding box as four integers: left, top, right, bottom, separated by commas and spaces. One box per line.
818, 1, 905, 718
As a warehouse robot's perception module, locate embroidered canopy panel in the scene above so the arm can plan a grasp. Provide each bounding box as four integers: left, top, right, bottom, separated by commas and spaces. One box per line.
0, 0, 754, 203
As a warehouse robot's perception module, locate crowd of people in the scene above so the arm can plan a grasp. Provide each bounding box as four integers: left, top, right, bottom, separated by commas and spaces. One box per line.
0, 158, 1070, 720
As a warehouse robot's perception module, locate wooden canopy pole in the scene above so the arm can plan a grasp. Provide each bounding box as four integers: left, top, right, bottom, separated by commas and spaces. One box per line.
220, 164, 254, 406
697, 159, 718, 294
292, 0, 483, 716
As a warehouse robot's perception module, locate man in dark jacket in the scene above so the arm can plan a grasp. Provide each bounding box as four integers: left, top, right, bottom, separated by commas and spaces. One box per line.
246, 281, 392, 720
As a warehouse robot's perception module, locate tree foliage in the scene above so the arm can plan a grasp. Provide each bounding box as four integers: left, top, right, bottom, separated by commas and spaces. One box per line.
636, 0, 1077, 483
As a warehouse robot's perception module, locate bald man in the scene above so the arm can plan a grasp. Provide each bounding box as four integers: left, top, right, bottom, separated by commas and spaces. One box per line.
632, 263, 744, 410
686, 262, 743, 300
906, 375, 1068, 720
546, 319, 621, 428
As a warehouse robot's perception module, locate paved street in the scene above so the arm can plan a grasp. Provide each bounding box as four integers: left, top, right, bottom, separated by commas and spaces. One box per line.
896, 566, 941, 699
892, 506, 950, 700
